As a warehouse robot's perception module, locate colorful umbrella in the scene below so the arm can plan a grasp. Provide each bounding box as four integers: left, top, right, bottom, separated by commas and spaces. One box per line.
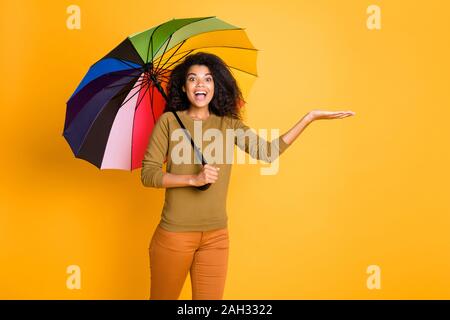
63, 16, 258, 171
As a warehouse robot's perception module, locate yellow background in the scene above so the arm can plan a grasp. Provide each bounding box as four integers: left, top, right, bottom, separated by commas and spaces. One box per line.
1, 0, 449, 299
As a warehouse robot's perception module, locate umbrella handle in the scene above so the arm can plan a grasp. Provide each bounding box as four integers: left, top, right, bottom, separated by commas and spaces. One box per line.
169, 110, 212, 192
196, 157, 212, 191
196, 183, 211, 191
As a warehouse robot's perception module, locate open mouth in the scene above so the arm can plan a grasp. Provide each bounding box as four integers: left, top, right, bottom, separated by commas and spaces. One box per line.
194, 91, 207, 101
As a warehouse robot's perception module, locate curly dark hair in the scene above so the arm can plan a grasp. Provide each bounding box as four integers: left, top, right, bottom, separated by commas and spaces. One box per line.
163, 52, 245, 120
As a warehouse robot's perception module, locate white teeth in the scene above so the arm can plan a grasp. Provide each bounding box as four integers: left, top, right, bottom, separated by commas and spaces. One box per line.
194, 91, 206, 95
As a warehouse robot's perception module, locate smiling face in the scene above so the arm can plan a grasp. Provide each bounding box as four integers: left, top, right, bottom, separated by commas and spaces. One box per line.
182, 64, 214, 111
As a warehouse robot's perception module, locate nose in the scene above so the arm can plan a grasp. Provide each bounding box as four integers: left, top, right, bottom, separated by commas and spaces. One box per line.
195, 78, 207, 86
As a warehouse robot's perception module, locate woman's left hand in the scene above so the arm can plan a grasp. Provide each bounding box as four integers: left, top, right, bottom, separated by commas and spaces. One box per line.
307, 110, 356, 122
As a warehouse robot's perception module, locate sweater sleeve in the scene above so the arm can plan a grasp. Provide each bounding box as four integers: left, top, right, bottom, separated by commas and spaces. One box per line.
141, 113, 169, 188
233, 117, 290, 163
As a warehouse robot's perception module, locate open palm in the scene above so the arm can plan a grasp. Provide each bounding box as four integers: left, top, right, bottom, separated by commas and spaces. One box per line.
309, 109, 356, 120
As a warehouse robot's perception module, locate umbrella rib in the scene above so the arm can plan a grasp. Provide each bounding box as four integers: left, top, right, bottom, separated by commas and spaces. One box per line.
150, 16, 216, 65
157, 74, 170, 82
154, 40, 186, 75
154, 34, 173, 71
155, 45, 257, 66
103, 73, 145, 79
150, 26, 254, 65
146, 23, 163, 65
157, 68, 174, 76
227, 65, 258, 77
150, 32, 154, 68
133, 81, 150, 112
150, 81, 156, 125
104, 77, 145, 89
158, 65, 256, 85
114, 58, 144, 71
130, 80, 150, 170
156, 46, 259, 77
116, 77, 149, 108
130, 80, 151, 169
113, 77, 146, 97
156, 49, 195, 75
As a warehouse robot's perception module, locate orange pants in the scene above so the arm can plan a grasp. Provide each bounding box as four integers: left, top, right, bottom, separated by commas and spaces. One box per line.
149, 224, 229, 300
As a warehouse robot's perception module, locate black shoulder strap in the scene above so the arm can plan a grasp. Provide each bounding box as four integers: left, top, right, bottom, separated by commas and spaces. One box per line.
171, 110, 207, 166
170, 110, 211, 191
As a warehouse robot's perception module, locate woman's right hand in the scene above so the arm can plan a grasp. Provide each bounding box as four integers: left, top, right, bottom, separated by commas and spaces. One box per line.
191, 164, 220, 187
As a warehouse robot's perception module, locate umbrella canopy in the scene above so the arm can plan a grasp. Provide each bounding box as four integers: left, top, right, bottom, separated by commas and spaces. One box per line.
63, 16, 258, 171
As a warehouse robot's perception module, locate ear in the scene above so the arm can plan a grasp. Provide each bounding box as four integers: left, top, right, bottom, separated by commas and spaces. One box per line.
182, 86, 185, 92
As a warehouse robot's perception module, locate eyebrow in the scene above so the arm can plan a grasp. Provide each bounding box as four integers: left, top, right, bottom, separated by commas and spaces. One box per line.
187, 73, 212, 76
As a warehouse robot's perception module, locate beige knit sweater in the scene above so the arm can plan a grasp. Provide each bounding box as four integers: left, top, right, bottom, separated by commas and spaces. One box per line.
141, 110, 290, 232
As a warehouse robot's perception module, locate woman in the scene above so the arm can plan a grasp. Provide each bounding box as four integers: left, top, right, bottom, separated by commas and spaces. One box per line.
141, 52, 355, 300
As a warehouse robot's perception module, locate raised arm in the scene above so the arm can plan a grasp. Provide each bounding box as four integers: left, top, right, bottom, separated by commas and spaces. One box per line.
233, 109, 356, 163
233, 117, 290, 163
281, 109, 356, 145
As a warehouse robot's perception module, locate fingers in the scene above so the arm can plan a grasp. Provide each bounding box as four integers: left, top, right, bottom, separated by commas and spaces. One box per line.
203, 164, 220, 183
335, 111, 356, 118
205, 175, 218, 183
204, 164, 220, 173
204, 172, 218, 183
313, 110, 356, 120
